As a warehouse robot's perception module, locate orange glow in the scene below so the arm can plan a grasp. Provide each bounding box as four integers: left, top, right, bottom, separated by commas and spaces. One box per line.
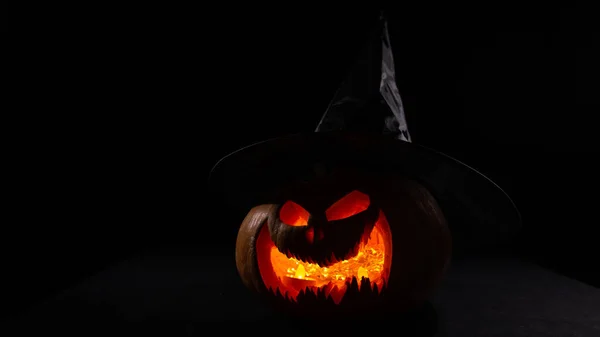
325, 190, 370, 221
271, 225, 386, 287
256, 211, 392, 305
279, 201, 310, 226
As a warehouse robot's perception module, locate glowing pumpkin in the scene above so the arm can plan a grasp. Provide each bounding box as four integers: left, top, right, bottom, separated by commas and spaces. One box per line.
235, 176, 452, 317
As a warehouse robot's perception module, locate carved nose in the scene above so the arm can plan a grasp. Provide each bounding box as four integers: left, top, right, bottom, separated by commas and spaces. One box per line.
305, 227, 324, 244
305, 227, 314, 244
317, 228, 324, 241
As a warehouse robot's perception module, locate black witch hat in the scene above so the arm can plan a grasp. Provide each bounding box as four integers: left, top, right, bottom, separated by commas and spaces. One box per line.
209, 13, 521, 253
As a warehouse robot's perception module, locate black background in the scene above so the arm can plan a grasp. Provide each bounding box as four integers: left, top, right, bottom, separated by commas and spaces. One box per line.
12, 4, 599, 320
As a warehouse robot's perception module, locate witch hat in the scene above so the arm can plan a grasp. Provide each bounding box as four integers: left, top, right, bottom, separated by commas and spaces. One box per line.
209, 13, 521, 254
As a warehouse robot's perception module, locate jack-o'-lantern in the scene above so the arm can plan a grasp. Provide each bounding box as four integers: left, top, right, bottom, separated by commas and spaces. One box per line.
210, 132, 521, 318
234, 167, 451, 317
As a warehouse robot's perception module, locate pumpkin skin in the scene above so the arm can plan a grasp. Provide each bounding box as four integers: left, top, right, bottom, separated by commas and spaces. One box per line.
235, 176, 451, 318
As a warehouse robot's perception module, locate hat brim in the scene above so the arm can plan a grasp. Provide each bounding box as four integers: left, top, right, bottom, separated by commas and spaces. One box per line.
208, 131, 521, 252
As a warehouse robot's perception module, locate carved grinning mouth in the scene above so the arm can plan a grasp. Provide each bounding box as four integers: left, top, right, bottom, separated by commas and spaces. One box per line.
256, 210, 393, 305
281, 222, 375, 267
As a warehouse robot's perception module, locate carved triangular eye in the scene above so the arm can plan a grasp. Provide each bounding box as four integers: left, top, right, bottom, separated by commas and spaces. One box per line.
279, 201, 310, 227
325, 190, 370, 221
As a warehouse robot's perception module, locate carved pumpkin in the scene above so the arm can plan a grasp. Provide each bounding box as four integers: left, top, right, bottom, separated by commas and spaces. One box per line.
235, 173, 452, 317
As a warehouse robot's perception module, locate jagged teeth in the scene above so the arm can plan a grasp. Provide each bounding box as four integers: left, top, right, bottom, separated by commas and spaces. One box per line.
351, 243, 359, 257
283, 229, 371, 266
361, 229, 370, 245
329, 252, 337, 265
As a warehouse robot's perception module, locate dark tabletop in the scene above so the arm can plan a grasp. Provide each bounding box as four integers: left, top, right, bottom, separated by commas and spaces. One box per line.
12, 253, 600, 336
